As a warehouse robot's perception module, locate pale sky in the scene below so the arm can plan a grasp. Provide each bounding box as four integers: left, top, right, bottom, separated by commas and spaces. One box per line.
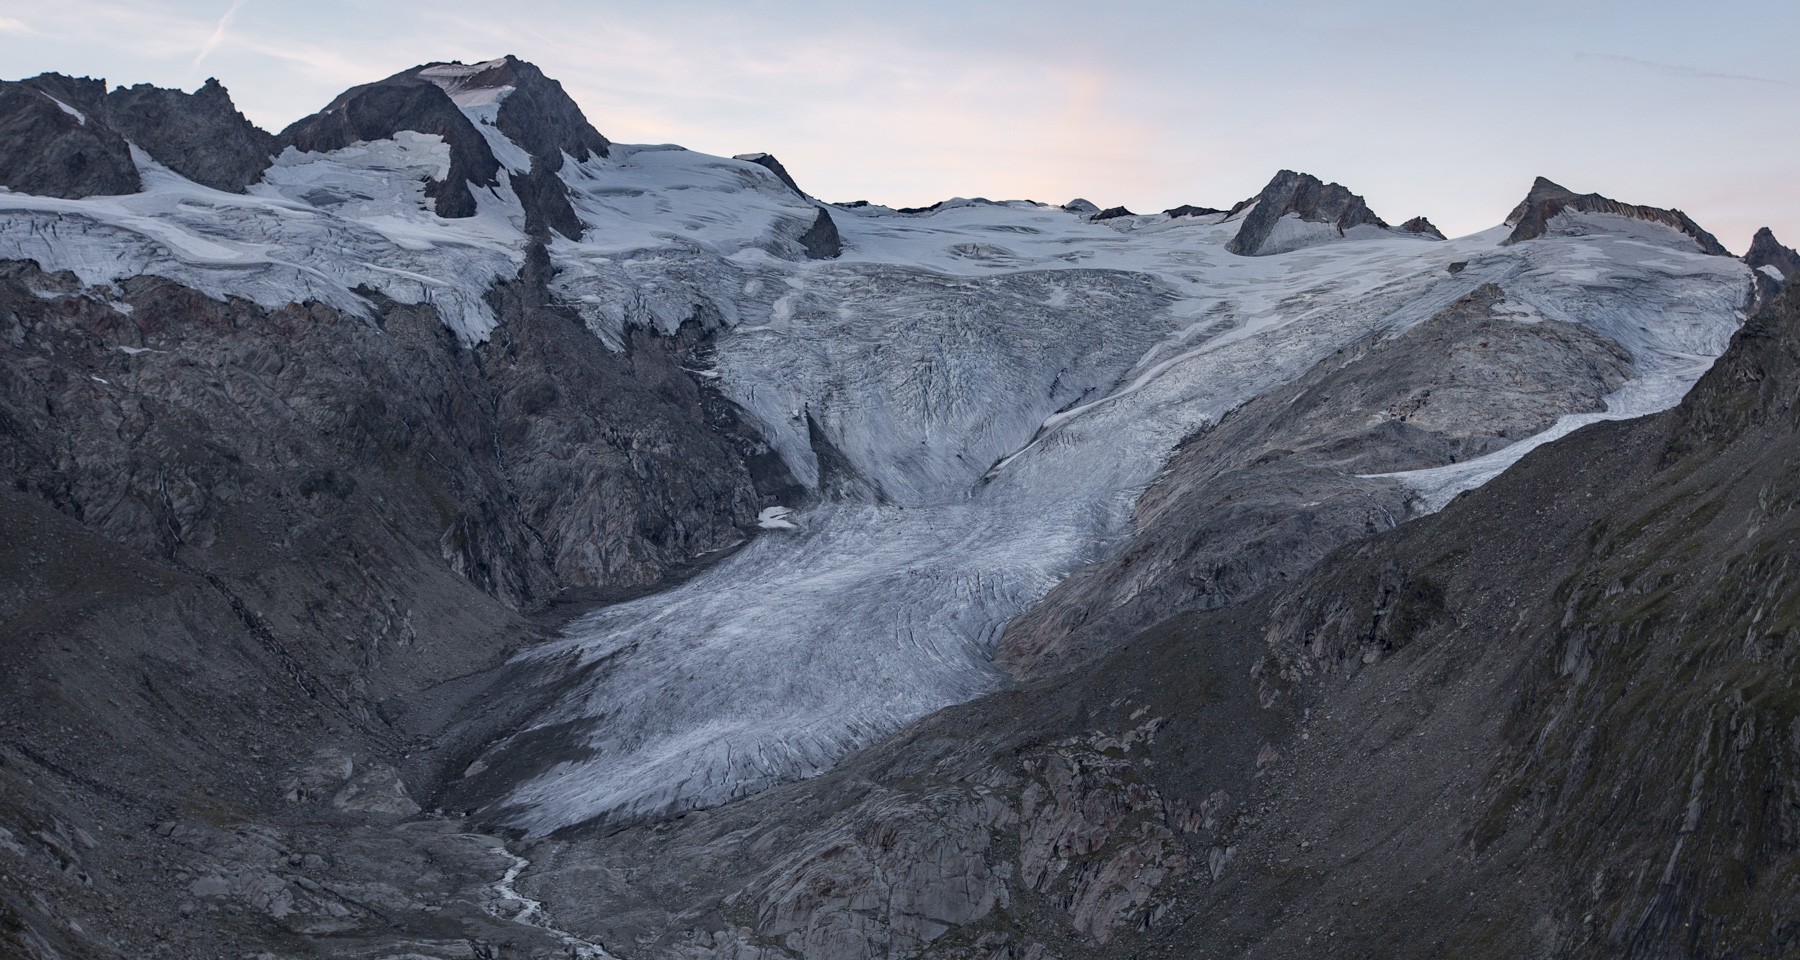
1, 1, 1795, 252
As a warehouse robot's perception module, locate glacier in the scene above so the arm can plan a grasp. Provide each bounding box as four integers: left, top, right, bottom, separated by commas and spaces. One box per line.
0, 107, 1755, 834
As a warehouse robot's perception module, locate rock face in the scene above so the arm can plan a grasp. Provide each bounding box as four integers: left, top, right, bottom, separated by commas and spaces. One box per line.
1504, 175, 1731, 255
106, 78, 276, 192
0, 74, 139, 197
798, 206, 843, 259
279, 73, 501, 220
998, 283, 1632, 676
1091, 205, 1136, 220
0, 248, 797, 956
735, 151, 806, 195
1744, 226, 1798, 309
1226, 169, 1390, 256
1164, 203, 1224, 218
278, 55, 608, 239
1745, 226, 1800, 278
1400, 215, 1446, 239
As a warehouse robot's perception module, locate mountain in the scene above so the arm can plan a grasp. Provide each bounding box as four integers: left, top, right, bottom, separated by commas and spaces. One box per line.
279, 55, 608, 239
0, 55, 1780, 960
1225, 169, 1422, 256
1745, 226, 1798, 309
0, 74, 140, 197
1504, 175, 1732, 255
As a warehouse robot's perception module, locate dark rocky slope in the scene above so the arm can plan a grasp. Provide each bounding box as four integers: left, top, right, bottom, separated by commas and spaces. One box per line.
1745, 226, 1797, 310
998, 282, 1632, 677
0, 75, 140, 198
107, 78, 277, 192
278, 73, 506, 222
0, 250, 796, 958
0, 73, 276, 198
520, 283, 1800, 959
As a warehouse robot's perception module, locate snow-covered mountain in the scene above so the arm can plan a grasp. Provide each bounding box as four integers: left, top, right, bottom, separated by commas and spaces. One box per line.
0, 56, 1791, 960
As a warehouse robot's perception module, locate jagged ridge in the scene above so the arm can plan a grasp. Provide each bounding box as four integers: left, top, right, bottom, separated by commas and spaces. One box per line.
1504, 175, 1731, 255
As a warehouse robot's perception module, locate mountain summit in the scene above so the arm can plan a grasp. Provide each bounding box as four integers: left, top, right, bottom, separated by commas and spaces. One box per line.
1503, 175, 1731, 255
279, 55, 608, 239
1225, 169, 1431, 256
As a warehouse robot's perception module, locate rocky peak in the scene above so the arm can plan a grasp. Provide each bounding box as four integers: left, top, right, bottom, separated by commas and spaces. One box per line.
416, 55, 609, 168
0, 73, 139, 197
1226, 170, 1389, 256
1062, 198, 1100, 215
1745, 227, 1799, 279
1742, 226, 1797, 311
107, 78, 276, 193
1164, 204, 1224, 219
280, 55, 605, 240
1503, 176, 1730, 255
734, 152, 805, 196
1399, 216, 1446, 240
280, 73, 500, 219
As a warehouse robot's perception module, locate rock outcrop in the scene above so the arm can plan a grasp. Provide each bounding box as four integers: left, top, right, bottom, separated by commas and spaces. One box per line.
1091, 205, 1136, 220
999, 283, 1631, 676
279, 73, 502, 219
1399, 215, 1446, 239
106, 78, 276, 192
1745, 226, 1800, 278
798, 206, 842, 259
735, 151, 806, 195
1744, 226, 1798, 309
1164, 203, 1224, 218
1503, 175, 1731, 255
0, 74, 139, 197
1226, 169, 1389, 256
278, 55, 607, 239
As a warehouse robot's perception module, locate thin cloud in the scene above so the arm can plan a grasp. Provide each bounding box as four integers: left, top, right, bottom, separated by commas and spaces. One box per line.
191, 0, 245, 73
0, 17, 31, 35
1577, 52, 1787, 86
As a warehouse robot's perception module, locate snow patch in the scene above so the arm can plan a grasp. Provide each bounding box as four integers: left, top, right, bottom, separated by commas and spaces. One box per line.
41, 92, 85, 125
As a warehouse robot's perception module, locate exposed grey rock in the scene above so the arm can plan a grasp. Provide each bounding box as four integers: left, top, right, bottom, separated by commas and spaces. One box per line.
1503, 175, 1731, 255
480, 55, 610, 165
1226, 169, 1388, 256
1744, 226, 1797, 309
1745, 226, 1800, 278
1091, 206, 1136, 220
999, 282, 1631, 675
735, 152, 805, 195
0, 74, 139, 198
1163, 204, 1224, 218
1399, 215, 1446, 239
0, 246, 793, 957
106, 78, 276, 192
277, 56, 607, 239
278, 72, 499, 220
331, 763, 422, 816
798, 207, 842, 259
